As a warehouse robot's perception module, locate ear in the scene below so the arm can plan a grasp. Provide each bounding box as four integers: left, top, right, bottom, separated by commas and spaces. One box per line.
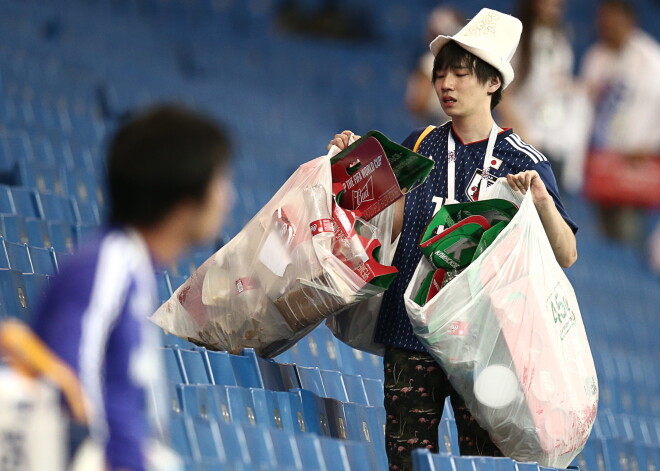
487, 76, 502, 94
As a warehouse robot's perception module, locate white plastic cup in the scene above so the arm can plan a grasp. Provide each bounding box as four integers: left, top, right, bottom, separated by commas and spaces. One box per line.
474, 364, 520, 409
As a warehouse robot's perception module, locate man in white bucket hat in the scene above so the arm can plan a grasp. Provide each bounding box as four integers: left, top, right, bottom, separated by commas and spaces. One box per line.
329, 8, 578, 469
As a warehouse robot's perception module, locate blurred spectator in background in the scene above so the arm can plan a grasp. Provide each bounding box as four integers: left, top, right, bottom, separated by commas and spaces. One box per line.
580, 0, 660, 244
497, 0, 592, 193
31, 104, 233, 471
405, 6, 464, 124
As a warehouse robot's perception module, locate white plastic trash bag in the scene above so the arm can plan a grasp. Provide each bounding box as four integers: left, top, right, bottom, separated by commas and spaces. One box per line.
404, 183, 598, 468
151, 155, 395, 357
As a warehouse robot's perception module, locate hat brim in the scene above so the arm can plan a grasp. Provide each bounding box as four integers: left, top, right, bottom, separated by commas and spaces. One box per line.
429, 35, 514, 90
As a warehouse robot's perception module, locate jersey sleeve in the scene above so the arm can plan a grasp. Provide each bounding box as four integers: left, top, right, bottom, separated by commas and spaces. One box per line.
535, 160, 579, 234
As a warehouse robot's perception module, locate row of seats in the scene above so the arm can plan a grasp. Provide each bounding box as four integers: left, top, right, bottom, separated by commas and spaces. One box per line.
160, 345, 384, 409
169, 418, 380, 471
0, 212, 95, 253
0, 183, 101, 228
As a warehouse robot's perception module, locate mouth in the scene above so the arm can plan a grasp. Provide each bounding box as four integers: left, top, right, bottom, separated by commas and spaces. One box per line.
442, 96, 457, 105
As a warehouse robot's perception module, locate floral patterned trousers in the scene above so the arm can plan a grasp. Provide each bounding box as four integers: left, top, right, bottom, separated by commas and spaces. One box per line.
383, 346, 503, 470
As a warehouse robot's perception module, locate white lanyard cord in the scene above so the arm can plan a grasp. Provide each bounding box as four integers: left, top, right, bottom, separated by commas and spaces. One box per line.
446, 122, 499, 201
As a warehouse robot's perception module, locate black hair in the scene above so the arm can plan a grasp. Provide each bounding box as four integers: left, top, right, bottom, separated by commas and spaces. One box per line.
107, 104, 231, 228
432, 41, 504, 109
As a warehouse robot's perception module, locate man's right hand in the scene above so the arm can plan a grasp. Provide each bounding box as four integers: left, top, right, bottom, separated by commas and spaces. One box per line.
327, 130, 360, 151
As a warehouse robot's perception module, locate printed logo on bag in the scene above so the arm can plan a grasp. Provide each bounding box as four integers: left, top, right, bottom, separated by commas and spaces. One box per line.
546, 282, 576, 340
235, 277, 257, 294
466, 168, 498, 201
433, 236, 478, 268
352, 176, 375, 209
448, 320, 469, 336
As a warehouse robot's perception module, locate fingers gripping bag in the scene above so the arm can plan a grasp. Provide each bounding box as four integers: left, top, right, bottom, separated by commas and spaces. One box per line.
404, 180, 598, 468
151, 132, 433, 358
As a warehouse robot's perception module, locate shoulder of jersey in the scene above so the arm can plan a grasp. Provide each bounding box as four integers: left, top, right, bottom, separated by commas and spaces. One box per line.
502, 132, 548, 164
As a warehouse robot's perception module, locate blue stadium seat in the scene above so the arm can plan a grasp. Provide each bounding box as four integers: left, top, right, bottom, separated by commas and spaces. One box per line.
4, 239, 33, 273
178, 348, 213, 384
343, 440, 375, 470
438, 417, 459, 455
341, 373, 369, 406
15, 160, 66, 195
296, 365, 327, 398
73, 199, 100, 225
0, 214, 29, 244
471, 456, 502, 470
217, 420, 252, 466
72, 222, 97, 247
411, 448, 436, 471
0, 185, 15, 214
25, 218, 51, 248
154, 270, 172, 303
320, 369, 349, 403
167, 410, 197, 462
249, 387, 282, 428
38, 191, 77, 223
514, 462, 540, 470
243, 425, 277, 469
160, 346, 186, 414
294, 433, 327, 471
229, 352, 263, 388
187, 413, 226, 464
10, 186, 40, 219
318, 436, 351, 471
46, 220, 75, 253
206, 350, 239, 386
290, 388, 331, 436
27, 245, 57, 275
0, 269, 31, 322
363, 377, 384, 407
269, 427, 304, 469
211, 385, 255, 426
53, 250, 74, 272
22, 272, 50, 314
241, 348, 299, 391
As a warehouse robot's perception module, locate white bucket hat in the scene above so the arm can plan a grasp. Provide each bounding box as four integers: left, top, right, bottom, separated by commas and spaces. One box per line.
429, 8, 522, 90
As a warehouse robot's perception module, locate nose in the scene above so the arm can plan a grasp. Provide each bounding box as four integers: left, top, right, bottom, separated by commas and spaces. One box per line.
438, 74, 455, 91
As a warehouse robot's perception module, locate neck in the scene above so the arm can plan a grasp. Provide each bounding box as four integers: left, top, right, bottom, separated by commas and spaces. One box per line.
138, 221, 188, 266
451, 113, 496, 144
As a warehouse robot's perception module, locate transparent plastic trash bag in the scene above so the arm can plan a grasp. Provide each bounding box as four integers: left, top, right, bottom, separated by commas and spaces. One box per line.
151, 154, 395, 358
404, 181, 598, 468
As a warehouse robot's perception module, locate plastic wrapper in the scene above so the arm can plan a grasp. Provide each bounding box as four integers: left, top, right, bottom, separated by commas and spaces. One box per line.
151, 155, 398, 357
404, 181, 598, 467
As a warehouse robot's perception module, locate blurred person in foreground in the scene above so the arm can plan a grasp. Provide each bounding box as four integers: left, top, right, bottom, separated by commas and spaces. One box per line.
31, 104, 234, 471
497, 0, 592, 193
580, 0, 660, 244
329, 9, 577, 470
405, 6, 465, 124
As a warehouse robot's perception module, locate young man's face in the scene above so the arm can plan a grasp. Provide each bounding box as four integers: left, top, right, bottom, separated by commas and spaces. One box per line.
433, 64, 497, 119
188, 170, 234, 245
